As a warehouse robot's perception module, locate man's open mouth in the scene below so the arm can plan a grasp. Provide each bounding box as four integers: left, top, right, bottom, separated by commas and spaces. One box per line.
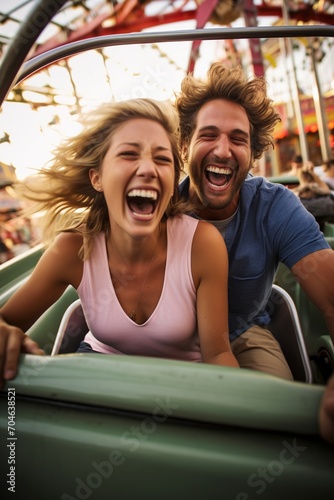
126, 189, 158, 217
205, 166, 232, 187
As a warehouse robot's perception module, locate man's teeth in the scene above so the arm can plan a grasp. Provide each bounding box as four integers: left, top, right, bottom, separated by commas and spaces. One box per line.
127, 189, 157, 200
206, 166, 231, 175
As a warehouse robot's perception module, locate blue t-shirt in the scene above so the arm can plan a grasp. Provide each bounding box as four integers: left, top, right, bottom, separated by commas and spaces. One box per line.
179, 176, 330, 340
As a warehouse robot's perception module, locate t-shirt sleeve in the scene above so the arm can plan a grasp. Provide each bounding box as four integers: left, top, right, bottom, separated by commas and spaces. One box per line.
269, 185, 330, 269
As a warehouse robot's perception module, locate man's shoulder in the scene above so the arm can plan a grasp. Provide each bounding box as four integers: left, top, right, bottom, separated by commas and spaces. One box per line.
240, 176, 303, 224
244, 174, 285, 188
242, 175, 290, 200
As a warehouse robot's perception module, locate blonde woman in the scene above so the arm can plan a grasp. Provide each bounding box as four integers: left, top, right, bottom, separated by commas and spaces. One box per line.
0, 98, 238, 385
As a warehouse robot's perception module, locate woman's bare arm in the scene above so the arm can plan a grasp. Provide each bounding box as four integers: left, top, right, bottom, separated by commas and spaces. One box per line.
0, 232, 83, 385
192, 221, 239, 368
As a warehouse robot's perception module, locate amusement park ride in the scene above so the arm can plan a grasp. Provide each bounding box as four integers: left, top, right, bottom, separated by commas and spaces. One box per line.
0, 2, 334, 499
1, 1, 334, 77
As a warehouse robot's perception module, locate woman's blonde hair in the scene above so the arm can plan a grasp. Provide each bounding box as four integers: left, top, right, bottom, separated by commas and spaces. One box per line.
175, 63, 281, 163
20, 98, 188, 258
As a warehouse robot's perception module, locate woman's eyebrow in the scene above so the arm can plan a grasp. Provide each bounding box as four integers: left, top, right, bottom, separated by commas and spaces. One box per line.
116, 142, 172, 152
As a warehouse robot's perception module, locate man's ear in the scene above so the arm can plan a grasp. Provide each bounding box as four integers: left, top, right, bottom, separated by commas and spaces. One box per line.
89, 169, 102, 192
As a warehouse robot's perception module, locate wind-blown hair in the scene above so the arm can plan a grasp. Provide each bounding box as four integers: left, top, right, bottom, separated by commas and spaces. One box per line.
175, 63, 281, 163
20, 98, 188, 258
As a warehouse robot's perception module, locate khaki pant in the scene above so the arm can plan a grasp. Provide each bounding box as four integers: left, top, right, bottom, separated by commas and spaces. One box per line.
231, 325, 293, 381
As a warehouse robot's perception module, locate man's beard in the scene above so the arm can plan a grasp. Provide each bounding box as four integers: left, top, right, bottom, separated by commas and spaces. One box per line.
188, 159, 249, 212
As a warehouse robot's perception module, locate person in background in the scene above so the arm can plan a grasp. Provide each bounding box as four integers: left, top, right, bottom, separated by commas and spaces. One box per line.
286, 153, 303, 176
0, 97, 239, 388
293, 163, 334, 231
0, 234, 14, 264
293, 162, 331, 198
321, 158, 334, 190
175, 62, 334, 381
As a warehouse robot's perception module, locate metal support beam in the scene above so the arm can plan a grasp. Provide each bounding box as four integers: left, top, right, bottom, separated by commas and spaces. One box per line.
0, 0, 68, 105
281, 0, 309, 162
243, 0, 264, 77
187, 0, 219, 74
308, 39, 332, 161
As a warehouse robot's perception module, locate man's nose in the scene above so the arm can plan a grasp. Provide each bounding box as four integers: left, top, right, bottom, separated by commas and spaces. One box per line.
214, 135, 232, 159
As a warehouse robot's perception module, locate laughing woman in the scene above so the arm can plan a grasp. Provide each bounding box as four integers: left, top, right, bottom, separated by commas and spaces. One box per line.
0, 98, 238, 385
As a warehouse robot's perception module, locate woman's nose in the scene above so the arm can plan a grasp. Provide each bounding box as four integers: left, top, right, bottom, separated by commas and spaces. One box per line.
136, 157, 158, 177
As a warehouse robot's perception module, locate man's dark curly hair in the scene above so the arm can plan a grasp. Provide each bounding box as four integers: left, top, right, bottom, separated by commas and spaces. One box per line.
175, 63, 281, 162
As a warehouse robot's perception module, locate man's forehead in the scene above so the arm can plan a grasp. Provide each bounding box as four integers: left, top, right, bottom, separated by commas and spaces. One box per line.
196, 99, 250, 133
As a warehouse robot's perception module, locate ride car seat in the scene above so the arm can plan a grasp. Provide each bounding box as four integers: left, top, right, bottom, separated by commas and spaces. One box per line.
268, 284, 312, 383
51, 299, 87, 355
51, 285, 313, 383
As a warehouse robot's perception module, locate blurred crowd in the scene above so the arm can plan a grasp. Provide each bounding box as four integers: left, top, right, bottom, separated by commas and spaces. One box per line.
0, 183, 41, 264
286, 155, 334, 231
0, 212, 37, 264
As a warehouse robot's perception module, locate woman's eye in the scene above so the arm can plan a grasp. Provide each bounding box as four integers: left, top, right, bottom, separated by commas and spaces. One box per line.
156, 156, 172, 163
120, 150, 137, 157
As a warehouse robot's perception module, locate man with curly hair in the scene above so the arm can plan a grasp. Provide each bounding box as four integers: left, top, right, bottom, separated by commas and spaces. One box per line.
175, 63, 334, 380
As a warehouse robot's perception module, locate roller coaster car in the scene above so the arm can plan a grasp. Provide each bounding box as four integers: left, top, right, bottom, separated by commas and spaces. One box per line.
267, 175, 299, 189
0, 230, 333, 500
0, 7, 334, 498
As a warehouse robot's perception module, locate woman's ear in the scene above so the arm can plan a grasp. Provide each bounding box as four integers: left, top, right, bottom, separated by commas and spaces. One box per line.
89, 169, 102, 192
181, 144, 188, 165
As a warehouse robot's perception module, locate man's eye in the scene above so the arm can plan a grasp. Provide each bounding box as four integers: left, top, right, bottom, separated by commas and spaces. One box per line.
232, 137, 248, 144
199, 133, 215, 139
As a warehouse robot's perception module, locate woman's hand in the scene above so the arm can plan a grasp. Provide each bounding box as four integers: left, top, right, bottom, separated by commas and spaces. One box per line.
0, 320, 44, 388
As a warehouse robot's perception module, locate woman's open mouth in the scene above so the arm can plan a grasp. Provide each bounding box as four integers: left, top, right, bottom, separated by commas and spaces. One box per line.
126, 189, 158, 218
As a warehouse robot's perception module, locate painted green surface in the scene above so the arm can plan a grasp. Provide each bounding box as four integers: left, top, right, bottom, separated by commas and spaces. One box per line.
1, 354, 334, 499
1, 353, 325, 434
324, 222, 334, 237
274, 239, 334, 384
0, 244, 44, 307
267, 175, 299, 187
1, 395, 333, 500
1, 394, 334, 500
1, 243, 334, 499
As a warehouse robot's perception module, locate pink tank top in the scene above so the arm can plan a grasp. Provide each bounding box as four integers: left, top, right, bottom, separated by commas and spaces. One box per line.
77, 214, 201, 361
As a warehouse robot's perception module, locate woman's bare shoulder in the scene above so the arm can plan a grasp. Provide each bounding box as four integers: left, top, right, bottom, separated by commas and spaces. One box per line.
191, 220, 228, 286
53, 231, 84, 254
193, 220, 227, 251
42, 232, 84, 287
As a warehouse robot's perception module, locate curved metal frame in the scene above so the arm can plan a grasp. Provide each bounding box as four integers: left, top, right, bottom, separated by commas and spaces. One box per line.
0, 0, 68, 104
1, 20, 333, 106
